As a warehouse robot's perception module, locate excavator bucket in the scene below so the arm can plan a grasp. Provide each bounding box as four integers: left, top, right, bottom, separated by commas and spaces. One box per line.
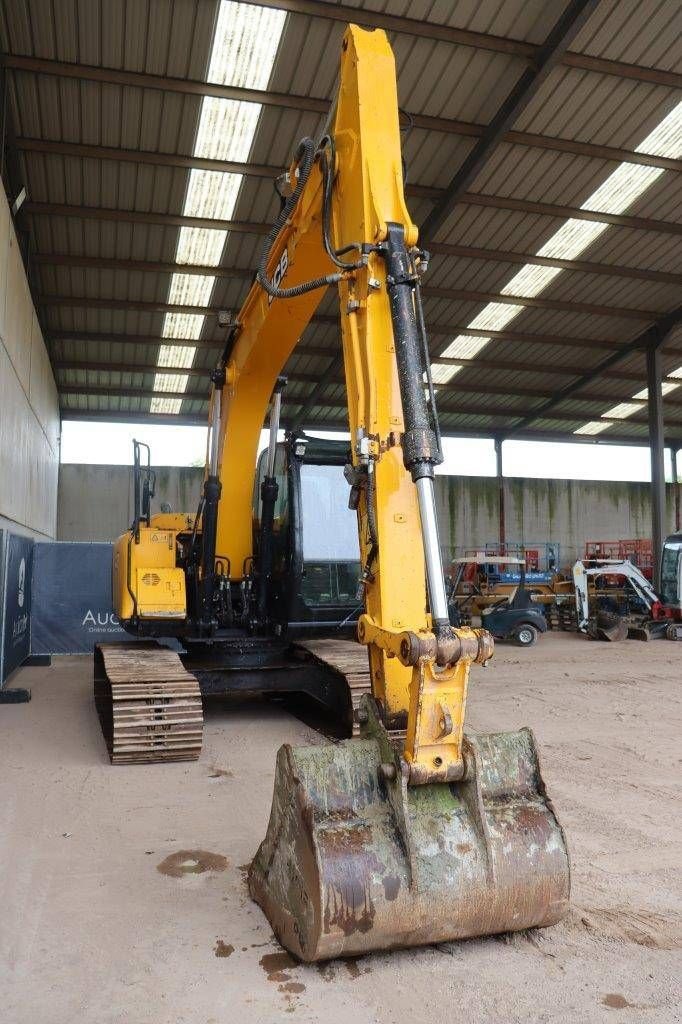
589, 612, 628, 642
249, 698, 570, 961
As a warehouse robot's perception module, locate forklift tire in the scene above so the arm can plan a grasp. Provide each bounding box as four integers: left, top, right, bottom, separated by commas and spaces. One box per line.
512, 624, 538, 647
666, 622, 680, 641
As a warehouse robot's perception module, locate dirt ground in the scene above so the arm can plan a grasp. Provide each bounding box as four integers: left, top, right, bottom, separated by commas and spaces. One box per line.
0, 632, 680, 1023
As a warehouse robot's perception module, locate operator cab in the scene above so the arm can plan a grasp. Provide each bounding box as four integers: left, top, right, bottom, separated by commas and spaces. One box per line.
251, 433, 361, 634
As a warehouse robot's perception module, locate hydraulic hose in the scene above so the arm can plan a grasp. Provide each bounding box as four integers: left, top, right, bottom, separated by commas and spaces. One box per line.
365, 462, 379, 567
257, 137, 343, 299
319, 135, 365, 271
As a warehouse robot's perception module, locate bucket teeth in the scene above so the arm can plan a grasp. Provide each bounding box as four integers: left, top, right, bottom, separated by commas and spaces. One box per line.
249, 724, 570, 962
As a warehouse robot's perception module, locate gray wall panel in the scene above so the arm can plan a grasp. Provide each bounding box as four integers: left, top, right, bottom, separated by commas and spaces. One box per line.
0, 190, 59, 539
58, 463, 679, 569
58, 464, 204, 541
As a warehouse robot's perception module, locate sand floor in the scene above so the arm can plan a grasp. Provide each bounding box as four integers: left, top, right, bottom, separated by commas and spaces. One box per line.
0, 632, 680, 1023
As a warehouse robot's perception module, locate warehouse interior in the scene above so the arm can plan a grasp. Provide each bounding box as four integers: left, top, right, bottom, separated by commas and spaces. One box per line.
0, 1, 681, 1021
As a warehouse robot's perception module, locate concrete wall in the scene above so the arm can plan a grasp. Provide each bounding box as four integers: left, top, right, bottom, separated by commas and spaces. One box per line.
0, 191, 60, 539
58, 464, 203, 541
436, 476, 678, 565
58, 463, 680, 568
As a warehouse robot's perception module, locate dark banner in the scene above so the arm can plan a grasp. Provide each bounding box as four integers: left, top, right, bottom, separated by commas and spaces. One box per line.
1, 532, 34, 684
31, 542, 131, 655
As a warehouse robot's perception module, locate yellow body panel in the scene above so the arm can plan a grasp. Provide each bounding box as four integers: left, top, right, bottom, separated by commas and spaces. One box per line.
112, 532, 134, 621
135, 566, 186, 618
113, 526, 186, 621
149, 512, 195, 532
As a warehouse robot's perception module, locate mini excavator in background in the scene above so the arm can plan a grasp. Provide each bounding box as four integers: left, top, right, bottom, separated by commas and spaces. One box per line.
97, 25, 570, 961
573, 540, 682, 640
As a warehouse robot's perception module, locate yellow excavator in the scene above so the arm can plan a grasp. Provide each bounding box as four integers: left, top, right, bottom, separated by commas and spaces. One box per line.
99, 25, 570, 961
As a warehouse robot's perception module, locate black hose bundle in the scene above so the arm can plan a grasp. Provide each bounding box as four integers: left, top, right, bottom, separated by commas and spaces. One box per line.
364, 463, 379, 573
258, 135, 368, 300
319, 135, 366, 272
257, 137, 344, 299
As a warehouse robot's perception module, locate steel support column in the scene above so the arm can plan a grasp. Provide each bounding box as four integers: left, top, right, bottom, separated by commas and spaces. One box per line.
671, 446, 680, 533
646, 343, 666, 590
494, 437, 505, 549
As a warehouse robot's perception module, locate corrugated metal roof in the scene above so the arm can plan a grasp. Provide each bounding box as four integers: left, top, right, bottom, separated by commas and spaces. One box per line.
1, 0, 680, 443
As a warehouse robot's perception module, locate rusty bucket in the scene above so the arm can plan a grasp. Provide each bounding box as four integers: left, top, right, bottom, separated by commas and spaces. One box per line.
589, 611, 629, 642
249, 699, 570, 961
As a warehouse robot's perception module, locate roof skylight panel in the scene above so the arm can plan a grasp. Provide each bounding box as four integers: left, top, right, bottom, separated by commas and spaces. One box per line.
536, 219, 608, 261
194, 98, 262, 162
634, 99, 682, 159
440, 335, 492, 361
176, 226, 228, 267
207, 2, 286, 89
161, 313, 206, 340
150, 397, 183, 414
468, 301, 525, 333
431, 363, 460, 384
632, 382, 680, 400
582, 162, 664, 216
158, 346, 197, 370
183, 170, 244, 222
500, 263, 562, 299
603, 401, 643, 420
574, 420, 611, 435
167, 273, 216, 307
154, 372, 189, 393
153, 1, 287, 415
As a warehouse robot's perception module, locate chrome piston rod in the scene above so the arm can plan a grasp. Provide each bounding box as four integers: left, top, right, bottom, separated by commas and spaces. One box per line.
266, 388, 282, 477
208, 387, 221, 476
415, 475, 450, 625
